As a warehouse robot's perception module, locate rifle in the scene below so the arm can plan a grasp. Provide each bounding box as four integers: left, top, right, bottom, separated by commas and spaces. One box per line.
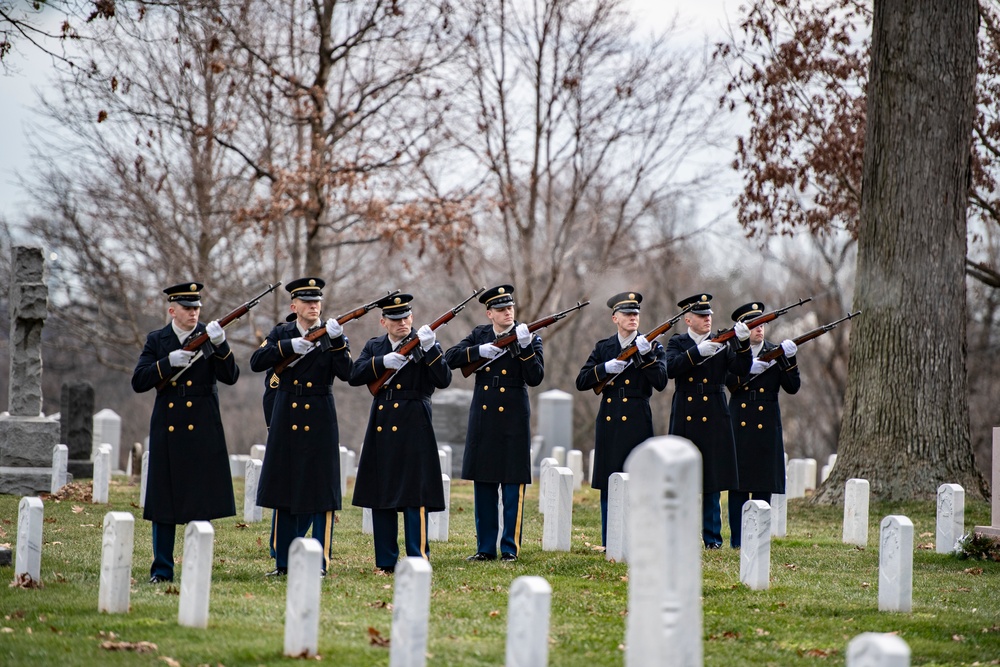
461, 301, 590, 378
156, 282, 282, 391
272, 289, 400, 375
367, 287, 486, 396
591, 303, 694, 395
757, 310, 862, 364
709, 296, 814, 344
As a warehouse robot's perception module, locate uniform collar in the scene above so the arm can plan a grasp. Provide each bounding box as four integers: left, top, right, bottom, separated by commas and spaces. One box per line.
617, 331, 637, 347
171, 321, 196, 343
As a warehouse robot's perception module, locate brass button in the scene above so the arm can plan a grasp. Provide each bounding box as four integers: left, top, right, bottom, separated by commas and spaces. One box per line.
702, 417, 707, 422
687, 396, 693, 402
483, 405, 488, 410
186, 380, 193, 386
396, 384, 402, 390
378, 405, 384, 411
377, 426, 382, 432
759, 388, 765, 393
741, 403, 746, 409
759, 406, 764, 412
484, 385, 489, 391
392, 426, 398, 432
304, 426, 310, 432
171, 381, 177, 386
741, 421, 746, 427
499, 407, 504, 413
624, 379, 630, 385
188, 424, 194, 431
394, 403, 399, 409
688, 377, 693, 382
304, 404, 310, 410
622, 397, 628, 403
485, 367, 491, 372
186, 401, 192, 408
621, 416, 627, 422
168, 402, 174, 408
294, 380, 299, 385
606, 416, 611, 422
292, 402, 298, 408
306, 382, 313, 388
500, 387, 506, 393
168, 425, 174, 432
607, 398, 612, 404
292, 425, 298, 431
758, 424, 763, 429
686, 416, 692, 422
501, 369, 507, 375
702, 378, 707, 384
703, 396, 708, 402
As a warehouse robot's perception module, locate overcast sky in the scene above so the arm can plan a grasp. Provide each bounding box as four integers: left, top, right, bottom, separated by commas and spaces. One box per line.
0, 1, 736, 223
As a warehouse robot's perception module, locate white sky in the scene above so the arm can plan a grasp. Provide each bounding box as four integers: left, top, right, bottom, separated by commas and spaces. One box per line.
0, 1, 737, 223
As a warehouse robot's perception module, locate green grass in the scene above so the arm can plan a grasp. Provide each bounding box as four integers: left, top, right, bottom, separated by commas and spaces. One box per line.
1, 478, 998, 666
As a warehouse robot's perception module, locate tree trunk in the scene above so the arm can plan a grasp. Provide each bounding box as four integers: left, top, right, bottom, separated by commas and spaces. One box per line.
817, 0, 988, 502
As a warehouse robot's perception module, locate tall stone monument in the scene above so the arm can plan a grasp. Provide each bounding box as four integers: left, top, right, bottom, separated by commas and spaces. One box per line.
0, 246, 60, 495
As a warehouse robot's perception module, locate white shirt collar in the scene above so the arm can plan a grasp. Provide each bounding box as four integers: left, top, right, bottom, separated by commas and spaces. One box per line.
689, 330, 710, 344
171, 321, 195, 343
617, 331, 637, 347
751, 341, 764, 357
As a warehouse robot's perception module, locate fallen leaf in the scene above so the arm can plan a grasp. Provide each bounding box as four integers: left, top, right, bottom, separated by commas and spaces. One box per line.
783, 563, 798, 570
71, 506, 84, 514
953, 634, 965, 642
368, 626, 390, 648
965, 567, 984, 575
489, 610, 499, 618
159, 657, 181, 666
9, 573, 42, 589
919, 532, 933, 538
917, 542, 935, 550
755, 628, 770, 636
800, 648, 834, 658
100, 641, 158, 653
861, 582, 870, 589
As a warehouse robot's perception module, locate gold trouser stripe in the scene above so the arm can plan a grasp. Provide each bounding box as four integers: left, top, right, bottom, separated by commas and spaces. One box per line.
271, 512, 279, 554
513, 484, 525, 555
419, 507, 428, 560
323, 510, 333, 570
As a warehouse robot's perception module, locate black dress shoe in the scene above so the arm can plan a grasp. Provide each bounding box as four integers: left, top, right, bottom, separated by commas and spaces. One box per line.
705, 543, 722, 550
500, 553, 518, 562
265, 567, 288, 577
376, 566, 395, 575
149, 574, 173, 584
466, 552, 497, 562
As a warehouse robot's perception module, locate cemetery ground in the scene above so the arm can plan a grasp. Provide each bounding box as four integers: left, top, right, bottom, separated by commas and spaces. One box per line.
1, 479, 998, 666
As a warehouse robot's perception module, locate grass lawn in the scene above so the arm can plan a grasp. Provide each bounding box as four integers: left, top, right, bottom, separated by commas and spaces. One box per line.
1, 475, 998, 666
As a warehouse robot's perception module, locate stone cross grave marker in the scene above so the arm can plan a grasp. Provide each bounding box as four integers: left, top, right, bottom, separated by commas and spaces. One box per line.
843, 478, 870, 547
284, 537, 323, 658
936, 483, 964, 554
624, 436, 703, 667
178, 521, 215, 628
390, 557, 433, 667
878, 515, 913, 613
98, 511, 134, 614
506, 576, 552, 667
542, 467, 573, 551
606, 472, 629, 563
739, 500, 771, 591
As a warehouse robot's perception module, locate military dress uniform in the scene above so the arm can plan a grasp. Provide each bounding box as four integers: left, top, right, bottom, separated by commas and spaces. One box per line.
725, 302, 800, 547
576, 292, 667, 545
131, 282, 238, 582
444, 285, 544, 561
249, 278, 352, 574
350, 294, 450, 572
666, 293, 752, 548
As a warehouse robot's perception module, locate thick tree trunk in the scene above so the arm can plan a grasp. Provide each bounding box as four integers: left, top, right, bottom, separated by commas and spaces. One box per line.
816, 0, 988, 503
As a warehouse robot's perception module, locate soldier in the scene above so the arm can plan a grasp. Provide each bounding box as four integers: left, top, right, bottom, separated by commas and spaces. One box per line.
349, 293, 451, 574
665, 293, 752, 549
444, 284, 544, 562
249, 277, 352, 576
576, 291, 667, 545
131, 282, 238, 583
725, 302, 800, 548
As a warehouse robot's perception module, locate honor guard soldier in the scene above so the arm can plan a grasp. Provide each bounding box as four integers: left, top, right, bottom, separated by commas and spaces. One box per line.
349, 293, 451, 574
576, 291, 667, 545
131, 282, 238, 583
249, 278, 352, 576
665, 293, 752, 549
725, 302, 800, 548
444, 284, 544, 562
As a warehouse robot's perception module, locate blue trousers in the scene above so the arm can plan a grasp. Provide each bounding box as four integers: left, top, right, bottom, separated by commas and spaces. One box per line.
272, 509, 334, 573
371, 507, 429, 569
473, 482, 526, 557
727, 491, 768, 548
600, 488, 609, 546
151, 522, 177, 580
702, 491, 722, 547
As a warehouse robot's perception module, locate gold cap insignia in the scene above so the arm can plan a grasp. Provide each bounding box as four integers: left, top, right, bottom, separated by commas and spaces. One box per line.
498, 287, 505, 294
308, 279, 316, 286
190, 284, 197, 291
628, 293, 635, 300
394, 297, 401, 305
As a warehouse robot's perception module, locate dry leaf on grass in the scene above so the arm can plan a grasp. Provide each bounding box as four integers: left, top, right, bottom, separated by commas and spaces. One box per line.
100, 641, 158, 653
965, 567, 984, 575
159, 657, 181, 667
368, 626, 390, 648
9, 573, 42, 589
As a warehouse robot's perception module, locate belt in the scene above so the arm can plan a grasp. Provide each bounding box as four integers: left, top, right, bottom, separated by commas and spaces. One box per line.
602, 387, 649, 400
739, 392, 779, 403
482, 376, 527, 389
278, 384, 332, 396
677, 383, 725, 395
378, 389, 428, 402
158, 385, 217, 398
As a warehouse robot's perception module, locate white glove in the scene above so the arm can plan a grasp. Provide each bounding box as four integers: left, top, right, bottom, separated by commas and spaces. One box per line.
206, 320, 225, 345
290, 337, 315, 355
697, 340, 724, 357
604, 359, 628, 374
417, 324, 436, 351
383, 352, 406, 369
781, 339, 798, 357
326, 317, 343, 338
515, 323, 531, 347
734, 320, 751, 341
635, 334, 651, 355
749, 358, 774, 375
479, 343, 501, 360
168, 349, 196, 367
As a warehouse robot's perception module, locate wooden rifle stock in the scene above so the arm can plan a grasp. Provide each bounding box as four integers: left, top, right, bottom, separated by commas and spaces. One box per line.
710, 296, 814, 344
591, 304, 694, 395
272, 289, 400, 376
155, 281, 282, 391
756, 310, 861, 363
460, 300, 590, 378
367, 287, 486, 396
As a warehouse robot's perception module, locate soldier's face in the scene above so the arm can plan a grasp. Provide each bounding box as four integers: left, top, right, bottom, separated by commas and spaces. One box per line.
686, 312, 712, 336
382, 314, 413, 341
612, 311, 639, 336
169, 304, 200, 330
749, 323, 764, 344
291, 298, 322, 326
487, 305, 515, 330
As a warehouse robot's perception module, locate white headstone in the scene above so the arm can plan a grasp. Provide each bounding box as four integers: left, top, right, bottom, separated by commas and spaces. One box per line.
531, 434, 543, 475
588, 448, 595, 486
139, 451, 149, 509
284, 537, 323, 657
362, 507, 373, 535
229, 454, 249, 478
803, 458, 817, 491
92, 444, 112, 504
390, 557, 433, 667
974, 427, 1000, 539
497, 492, 505, 554
541, 467, 574, 552
846, 632, 910, 666
15, 496, 44, 583
51, 444, 68, 494
567, 449, 583, 490
505, 576, 552, 667
537, 389, 572, 468
346, 450, 356, 480
244, 459, 263, 523
538, 457, 558, 514
843, 478, 870, 547
770, 493, 787, 538
936, 483, 965, 554
250, 444, 266, 460
340, 445, 349, 497
98, 511, 134, 613
550, 446, 566, 467
178, 521, 214, 628
624, 436, 702, 667
606, 472, 630, 563
437, 449, 447, 482
786, 458, 806, 499
878, 515, 913, 613
92, 408, 122, 470
820, 464, 832, 484
439, 444, 452, 479
828, 453, 838, 469
428, 474, 451, 542
739, 500, 771, 591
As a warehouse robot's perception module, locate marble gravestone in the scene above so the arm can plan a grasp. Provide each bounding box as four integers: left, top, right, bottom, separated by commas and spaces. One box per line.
60, 380, 92, 478
936, 483, 964, 554
843, 478, 870, 547
878, 515, 913, 613
178, 522, 215, 628
0, 246, 60, 495
536, 390, 572, 475
50, 444, 69, 494
606, 472, 630, 563
390, 557, 433, 667
15, 496, 44, 583
98, 511, 134, 614
739, 500, 771, 591
973, 427, 1000, 541
431, 388, 472, 478
506, 576, 552, 667
541, 467, 574, 552
846, 632, 910, 666
284, 537, 323, 658
92, 408, 122, 472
